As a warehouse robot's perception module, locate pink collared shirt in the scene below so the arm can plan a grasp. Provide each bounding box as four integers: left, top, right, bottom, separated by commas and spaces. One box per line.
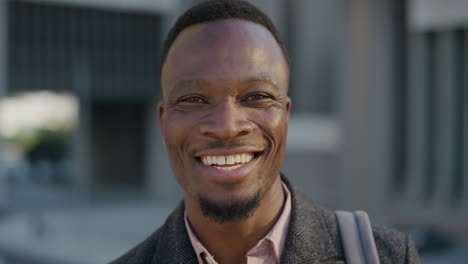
184, 183, 292, 264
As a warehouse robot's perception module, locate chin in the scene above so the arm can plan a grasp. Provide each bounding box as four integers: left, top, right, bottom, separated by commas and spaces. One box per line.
197, 190, 261, 223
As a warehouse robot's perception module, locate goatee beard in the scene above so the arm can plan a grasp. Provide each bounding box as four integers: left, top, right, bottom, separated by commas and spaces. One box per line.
197, 192, 261, 224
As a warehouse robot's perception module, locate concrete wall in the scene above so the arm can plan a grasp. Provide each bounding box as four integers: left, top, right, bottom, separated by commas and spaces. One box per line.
410, 0, 468, 30
17, 0, 177, 14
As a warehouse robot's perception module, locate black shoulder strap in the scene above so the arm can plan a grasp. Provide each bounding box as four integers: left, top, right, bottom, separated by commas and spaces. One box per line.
335, 210, 380, 264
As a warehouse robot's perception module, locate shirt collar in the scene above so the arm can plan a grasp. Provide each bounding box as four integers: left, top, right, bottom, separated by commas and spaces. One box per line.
184, 210, 212, 263
257, 181, 292, 260
184, 181, 292, 263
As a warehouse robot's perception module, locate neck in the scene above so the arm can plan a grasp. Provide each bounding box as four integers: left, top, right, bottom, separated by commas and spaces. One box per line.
185, 177, 285, 264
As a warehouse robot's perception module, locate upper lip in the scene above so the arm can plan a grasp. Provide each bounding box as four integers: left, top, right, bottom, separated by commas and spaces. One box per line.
194, 147, 264, 157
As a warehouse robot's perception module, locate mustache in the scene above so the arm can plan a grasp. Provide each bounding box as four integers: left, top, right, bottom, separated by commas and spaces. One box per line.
191, 139, 264, 155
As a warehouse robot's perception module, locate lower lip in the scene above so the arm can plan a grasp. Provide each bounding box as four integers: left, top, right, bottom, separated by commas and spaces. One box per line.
196, 156, 260, 183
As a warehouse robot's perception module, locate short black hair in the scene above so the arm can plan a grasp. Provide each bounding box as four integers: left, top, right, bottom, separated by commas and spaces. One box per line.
160, 0, 289, 71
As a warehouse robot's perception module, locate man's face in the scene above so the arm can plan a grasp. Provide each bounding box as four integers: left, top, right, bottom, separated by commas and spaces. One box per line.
159, 19, 290, 220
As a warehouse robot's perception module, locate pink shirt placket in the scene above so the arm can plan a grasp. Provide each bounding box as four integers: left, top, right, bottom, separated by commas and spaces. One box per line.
184, 183, 292, 264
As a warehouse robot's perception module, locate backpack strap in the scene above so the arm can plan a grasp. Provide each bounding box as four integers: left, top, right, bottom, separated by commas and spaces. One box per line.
335, 210, 380, 264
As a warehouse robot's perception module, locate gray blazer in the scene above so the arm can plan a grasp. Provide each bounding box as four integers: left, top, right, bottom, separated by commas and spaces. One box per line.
110, 178, 420, 263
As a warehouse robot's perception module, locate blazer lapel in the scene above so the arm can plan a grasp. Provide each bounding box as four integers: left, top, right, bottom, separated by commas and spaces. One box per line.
152, 202, 198, 264
281, 177, 343, 264
151, 177, 343, 264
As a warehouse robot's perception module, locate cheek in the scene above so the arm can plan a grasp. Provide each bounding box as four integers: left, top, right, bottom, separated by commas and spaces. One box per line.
254, 108, 289, 142
257, 110, 289, 170
162, 113, 199, 159
161, 114, 198, 189
164, 112, 196, 138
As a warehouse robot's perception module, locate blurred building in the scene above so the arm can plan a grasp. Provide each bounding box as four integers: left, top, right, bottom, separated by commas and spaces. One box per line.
0, 0, 7, 211
3, 0, 172, 196
0, 0, 466, 255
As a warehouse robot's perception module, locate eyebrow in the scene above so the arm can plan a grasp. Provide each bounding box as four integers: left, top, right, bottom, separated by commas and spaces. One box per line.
241, 73, 279, 90
171, 72, 279, 93
171, 79, 210, 91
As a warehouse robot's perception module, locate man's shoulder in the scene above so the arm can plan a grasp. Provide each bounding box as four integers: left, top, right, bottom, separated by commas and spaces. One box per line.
109, 225, 164, 264
108, 202, 196, 264
371, 223, 420, 263
288, 185, 420, 263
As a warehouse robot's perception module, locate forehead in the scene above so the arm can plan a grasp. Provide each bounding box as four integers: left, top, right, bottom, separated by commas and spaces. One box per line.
161, 19, 288, 95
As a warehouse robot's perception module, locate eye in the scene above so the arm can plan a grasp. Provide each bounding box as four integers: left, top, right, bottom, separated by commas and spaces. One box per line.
244, 93, 270, 101
179, 96, 207, 104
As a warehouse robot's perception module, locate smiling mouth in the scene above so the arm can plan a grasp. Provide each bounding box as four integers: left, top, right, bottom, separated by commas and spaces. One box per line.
197, 152, 262, 171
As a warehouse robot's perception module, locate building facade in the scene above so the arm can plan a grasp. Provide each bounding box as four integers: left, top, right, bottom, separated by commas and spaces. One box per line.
0, 0, 466, 240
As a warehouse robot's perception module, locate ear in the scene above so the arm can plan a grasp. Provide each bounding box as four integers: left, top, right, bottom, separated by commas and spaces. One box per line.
158, 101, 165, 134
285, 97, 292, 119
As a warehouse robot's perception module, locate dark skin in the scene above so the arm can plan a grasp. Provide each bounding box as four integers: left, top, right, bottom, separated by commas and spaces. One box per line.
159, 19, 291, 264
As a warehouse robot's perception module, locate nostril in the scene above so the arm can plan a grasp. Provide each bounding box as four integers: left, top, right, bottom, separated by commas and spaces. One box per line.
199, 123, 253, 139
238, 130, 249, 136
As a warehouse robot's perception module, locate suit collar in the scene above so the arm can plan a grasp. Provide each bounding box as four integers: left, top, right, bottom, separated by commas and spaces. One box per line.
152, 202, 198, 264
152, 176, 342, 263
280, 176, 342, 263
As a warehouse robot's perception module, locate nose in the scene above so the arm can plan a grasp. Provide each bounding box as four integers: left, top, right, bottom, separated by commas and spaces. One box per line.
199, 99, 254, 140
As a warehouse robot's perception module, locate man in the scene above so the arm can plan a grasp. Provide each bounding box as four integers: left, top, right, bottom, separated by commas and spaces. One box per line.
111, 0, 420, 263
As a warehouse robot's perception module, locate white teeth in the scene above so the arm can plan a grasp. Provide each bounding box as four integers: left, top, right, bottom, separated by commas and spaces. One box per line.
200, 153, 255, 167
226, 156, 235, 165
217, 156, 226, 165
216, 164, 242, 171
